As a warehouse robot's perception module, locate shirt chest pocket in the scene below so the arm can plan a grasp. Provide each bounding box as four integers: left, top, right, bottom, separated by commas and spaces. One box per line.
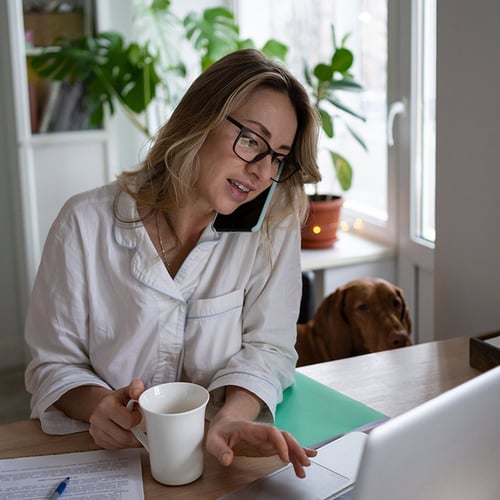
183, 289, 244, 385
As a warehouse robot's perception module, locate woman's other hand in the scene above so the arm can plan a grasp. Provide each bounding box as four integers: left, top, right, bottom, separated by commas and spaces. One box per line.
206, 414, 317, 478
205, 386, 317, 478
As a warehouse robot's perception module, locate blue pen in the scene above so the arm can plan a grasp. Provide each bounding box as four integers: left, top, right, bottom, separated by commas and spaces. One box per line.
49, 476, 70, 499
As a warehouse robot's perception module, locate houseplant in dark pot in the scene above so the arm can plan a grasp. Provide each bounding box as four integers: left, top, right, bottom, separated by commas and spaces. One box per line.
301, 26, 367, 249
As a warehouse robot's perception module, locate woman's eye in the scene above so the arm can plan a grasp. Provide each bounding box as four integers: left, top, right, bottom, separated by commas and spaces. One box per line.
239, 135, 259, 150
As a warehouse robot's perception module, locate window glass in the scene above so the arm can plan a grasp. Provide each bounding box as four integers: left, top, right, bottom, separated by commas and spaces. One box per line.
236, 0, 388, 222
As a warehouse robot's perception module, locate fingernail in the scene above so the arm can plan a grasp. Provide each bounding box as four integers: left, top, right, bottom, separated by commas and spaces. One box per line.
221, 452, 231, 466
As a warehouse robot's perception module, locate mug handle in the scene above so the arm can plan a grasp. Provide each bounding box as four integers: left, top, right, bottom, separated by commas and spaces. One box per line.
126, 399, 149, 451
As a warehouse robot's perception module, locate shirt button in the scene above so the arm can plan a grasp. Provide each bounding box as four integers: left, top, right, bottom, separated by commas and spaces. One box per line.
164, 354, 175, 362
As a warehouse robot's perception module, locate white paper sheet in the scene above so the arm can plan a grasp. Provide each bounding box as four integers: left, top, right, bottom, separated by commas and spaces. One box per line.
0, 448, 144, 499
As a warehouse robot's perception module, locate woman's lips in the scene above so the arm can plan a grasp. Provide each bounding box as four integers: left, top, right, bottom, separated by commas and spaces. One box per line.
227, 179, 252, 202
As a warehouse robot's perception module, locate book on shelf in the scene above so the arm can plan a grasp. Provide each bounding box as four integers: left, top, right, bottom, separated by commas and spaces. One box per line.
38, 80, 62, 133
51, 81, 85, 132
37, 80, 93, 133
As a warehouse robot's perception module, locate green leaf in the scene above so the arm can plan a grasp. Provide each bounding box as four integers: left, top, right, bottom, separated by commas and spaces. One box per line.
328, 78, 363, 92
319, 108, 334, 138
302, 62, 313, 88
183, 7, 239, 67
331, 48, 353, 73
345, 122, 368, 152
340, 32, 351, 48
330, 24, 337, 51
330, 151, 353, 191
151, 0, 171, 12
261, 39, 288, 61
314, 63, 334, 82
237, 38, 256, 50
325, 95, 366, 122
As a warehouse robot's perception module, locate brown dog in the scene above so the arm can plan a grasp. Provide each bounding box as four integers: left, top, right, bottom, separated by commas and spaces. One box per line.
296, 277, 412, 366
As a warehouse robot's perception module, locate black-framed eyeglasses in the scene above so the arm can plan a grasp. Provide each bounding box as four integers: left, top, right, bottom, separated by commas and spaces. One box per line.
226, 116, 301, 183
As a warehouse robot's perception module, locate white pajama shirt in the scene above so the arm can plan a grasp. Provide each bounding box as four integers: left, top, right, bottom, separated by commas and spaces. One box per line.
24, 183, 301, 434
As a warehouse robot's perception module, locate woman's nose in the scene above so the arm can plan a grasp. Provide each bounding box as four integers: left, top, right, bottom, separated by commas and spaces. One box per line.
245, 154, 276, 180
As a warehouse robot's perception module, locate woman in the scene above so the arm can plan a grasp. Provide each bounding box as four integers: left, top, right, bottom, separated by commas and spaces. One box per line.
25, 49, 322, 477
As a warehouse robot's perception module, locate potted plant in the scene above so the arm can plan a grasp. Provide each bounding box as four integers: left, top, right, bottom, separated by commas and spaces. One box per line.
301, 25, 367, 249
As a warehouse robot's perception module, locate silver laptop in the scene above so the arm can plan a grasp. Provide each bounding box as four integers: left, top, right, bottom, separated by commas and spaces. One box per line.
219, 365, 500, 500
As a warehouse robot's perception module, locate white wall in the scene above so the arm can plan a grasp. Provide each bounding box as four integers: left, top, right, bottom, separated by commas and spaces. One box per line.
434, 0, 500, 338
0, 2, 29, 368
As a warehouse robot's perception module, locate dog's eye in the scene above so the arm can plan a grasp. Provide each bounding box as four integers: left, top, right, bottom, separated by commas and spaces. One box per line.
356, 303, 369, 312
392, 298, 402, 309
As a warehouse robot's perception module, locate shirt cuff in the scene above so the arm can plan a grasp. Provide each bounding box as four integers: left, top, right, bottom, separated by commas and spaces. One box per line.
207, 373, 280, 424
37, 406, 90, 435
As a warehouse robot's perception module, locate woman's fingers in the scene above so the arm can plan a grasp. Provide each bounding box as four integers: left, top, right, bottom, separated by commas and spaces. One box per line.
89, 409, 141, 449
88, 381, 145, 449
282, 431, 317, 478
206, 417, 317, 477
126, 379, 145, 401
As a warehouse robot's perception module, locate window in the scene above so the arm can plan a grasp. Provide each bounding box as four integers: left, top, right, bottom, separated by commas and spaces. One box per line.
236, 0, 437, 246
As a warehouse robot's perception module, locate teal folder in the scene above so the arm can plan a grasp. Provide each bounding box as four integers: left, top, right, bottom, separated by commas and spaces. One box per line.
274, 372, 387, 447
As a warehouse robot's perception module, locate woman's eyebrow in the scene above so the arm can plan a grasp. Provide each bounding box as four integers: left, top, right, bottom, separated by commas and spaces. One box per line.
246, 119, 292, 152
246, 119, 272, 138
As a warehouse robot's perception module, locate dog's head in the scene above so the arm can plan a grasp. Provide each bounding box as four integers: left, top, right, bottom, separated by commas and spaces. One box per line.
313, 277, 412, 359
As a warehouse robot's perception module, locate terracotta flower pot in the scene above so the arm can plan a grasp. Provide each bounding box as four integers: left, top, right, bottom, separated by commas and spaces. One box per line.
301, 195, 344, 249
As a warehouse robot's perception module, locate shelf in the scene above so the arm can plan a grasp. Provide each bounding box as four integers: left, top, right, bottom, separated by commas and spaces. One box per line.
301, 231, 395, 272
25, 46, 59, 56
30, 128, 107, 145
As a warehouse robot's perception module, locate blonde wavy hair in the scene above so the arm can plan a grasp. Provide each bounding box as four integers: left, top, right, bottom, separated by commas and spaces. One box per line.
117, 48, 321, 233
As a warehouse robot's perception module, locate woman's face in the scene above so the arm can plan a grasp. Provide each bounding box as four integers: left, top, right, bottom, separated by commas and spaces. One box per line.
195, 87, 298, 216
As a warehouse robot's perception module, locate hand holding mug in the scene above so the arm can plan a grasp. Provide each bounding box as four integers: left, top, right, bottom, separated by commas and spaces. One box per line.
86, 379, 144, 449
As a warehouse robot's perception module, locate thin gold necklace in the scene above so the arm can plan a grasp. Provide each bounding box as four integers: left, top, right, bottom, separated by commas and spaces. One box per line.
155, 211, 171, 273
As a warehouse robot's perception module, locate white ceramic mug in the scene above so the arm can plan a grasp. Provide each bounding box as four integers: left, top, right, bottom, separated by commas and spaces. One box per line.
126, 382, 209, 486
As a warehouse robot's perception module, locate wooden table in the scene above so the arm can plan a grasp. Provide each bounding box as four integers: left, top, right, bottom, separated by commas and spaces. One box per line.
0, 337, 479, 499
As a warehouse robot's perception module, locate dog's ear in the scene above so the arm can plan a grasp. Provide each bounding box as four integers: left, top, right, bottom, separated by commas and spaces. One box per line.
313, 286, 353, 359
396, 287, 412, 334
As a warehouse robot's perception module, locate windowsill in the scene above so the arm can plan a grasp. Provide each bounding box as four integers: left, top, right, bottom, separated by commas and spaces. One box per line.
301, 231, 395, 271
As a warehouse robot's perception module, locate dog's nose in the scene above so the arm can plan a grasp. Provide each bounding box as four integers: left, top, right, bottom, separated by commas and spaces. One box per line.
388, 331, 410, 348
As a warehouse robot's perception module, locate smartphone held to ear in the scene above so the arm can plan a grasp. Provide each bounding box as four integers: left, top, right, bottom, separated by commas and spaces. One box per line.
212, 164, 283, 233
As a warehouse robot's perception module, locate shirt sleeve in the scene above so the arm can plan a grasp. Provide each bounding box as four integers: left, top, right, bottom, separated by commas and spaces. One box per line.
206, 215, 302, 422
24, 199, 112, 434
